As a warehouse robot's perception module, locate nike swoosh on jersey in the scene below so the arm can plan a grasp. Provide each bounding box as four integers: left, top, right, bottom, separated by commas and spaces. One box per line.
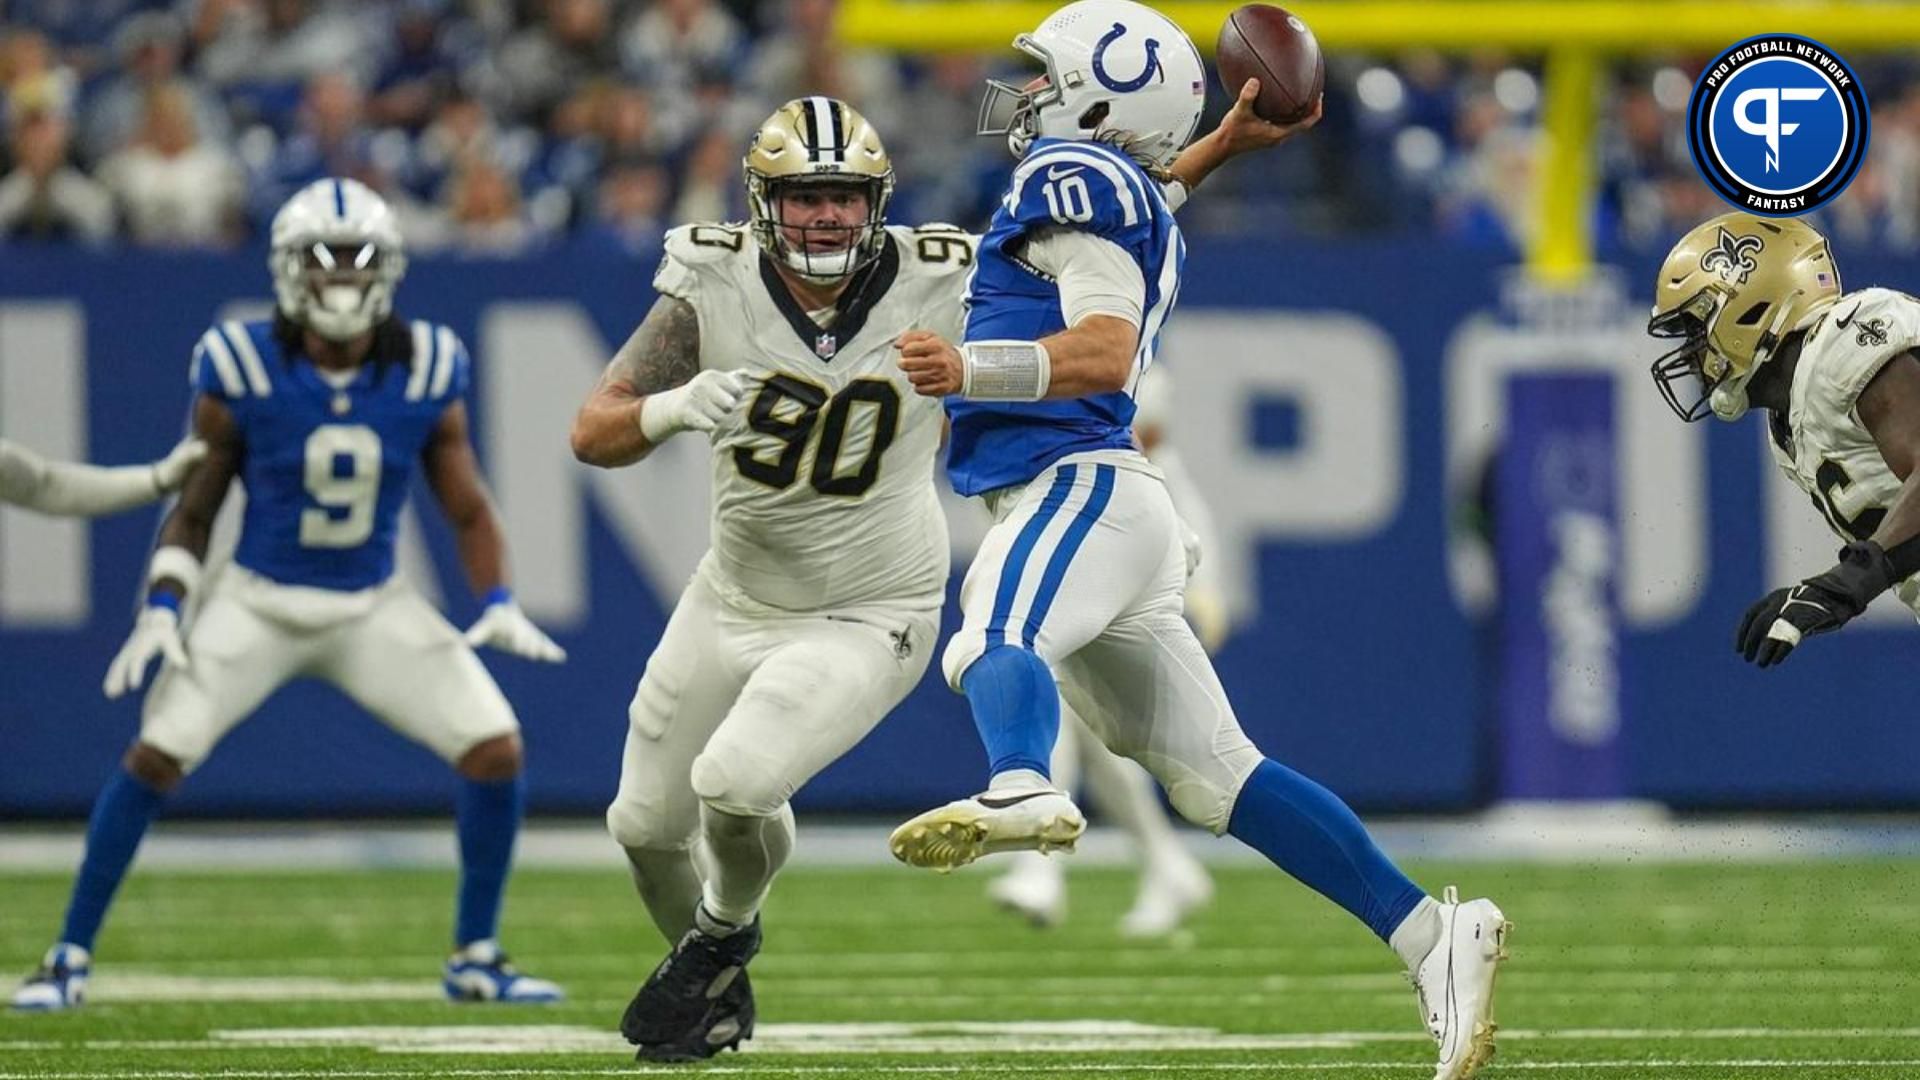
1045, 164, 1086, 181
1835, 303, 1862, 329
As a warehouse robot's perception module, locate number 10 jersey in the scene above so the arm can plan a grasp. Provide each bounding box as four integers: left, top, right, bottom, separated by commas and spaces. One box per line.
653, 222, 975, 613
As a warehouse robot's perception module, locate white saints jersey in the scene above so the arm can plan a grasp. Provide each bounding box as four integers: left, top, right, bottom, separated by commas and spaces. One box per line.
1765, 287, 1920, 610
653, 221, 977, 612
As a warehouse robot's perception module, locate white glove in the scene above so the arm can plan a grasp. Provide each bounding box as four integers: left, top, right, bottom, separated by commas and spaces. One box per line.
638, 370, 748, 442
464, 594, 567, 663
150, 438, 208, 493
104, 603, 188, 699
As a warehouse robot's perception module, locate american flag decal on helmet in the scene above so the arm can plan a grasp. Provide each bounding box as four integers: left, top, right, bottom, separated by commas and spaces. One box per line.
1817, 272, 1835, 287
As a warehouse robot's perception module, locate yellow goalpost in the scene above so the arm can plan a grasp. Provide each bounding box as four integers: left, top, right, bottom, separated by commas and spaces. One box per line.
838, 1, 1920, 280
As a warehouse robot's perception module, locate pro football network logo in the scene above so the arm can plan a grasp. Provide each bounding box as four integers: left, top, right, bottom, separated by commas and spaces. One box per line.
1686, 34, 1869, 216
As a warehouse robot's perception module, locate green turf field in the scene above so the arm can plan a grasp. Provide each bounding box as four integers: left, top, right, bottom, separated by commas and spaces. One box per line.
1, 860, 1917, 1078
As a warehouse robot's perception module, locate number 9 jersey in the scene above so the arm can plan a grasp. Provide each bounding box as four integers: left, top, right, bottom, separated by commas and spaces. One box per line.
189, 317, 469, 592
654, 221, 975, 613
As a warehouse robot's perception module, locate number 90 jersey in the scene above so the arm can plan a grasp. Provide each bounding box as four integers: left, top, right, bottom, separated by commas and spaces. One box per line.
190, 318, 469, 592
653, 221, 975, 613
1767, 287, 1920, 612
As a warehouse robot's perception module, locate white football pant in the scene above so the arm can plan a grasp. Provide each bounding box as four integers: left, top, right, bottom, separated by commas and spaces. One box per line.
942, 449, 1262, 834
140, 566, 520, 770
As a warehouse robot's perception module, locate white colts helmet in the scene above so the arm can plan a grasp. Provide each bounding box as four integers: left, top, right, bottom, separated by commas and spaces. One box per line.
269, 178, 407, 342
978, 0, 1206, 169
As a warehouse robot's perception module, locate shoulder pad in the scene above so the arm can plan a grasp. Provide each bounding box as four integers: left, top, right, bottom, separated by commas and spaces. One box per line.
404, 321, 472, 403
1003, 140, 1162, 240
657, 223, 752, 302
190, 321, 274, 400
892, 224, 979, 278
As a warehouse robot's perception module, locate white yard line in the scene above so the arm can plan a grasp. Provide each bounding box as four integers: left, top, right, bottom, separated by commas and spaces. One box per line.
3, 815, 1920, 871
5, 1062, 1920, 1078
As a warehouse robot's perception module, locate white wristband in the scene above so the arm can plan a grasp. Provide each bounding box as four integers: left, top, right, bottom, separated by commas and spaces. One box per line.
148, 545, 202, 597
961, 340, 1051, 401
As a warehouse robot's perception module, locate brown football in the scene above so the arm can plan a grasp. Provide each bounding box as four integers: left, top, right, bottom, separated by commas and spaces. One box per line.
1216, 4, 1324, 125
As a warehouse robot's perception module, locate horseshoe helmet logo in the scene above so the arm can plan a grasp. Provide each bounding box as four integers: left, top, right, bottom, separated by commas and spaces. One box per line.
1091, 21, 1163, 93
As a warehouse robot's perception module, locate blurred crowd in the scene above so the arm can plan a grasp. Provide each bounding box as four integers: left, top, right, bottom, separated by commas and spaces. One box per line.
1, 0, 1917, 256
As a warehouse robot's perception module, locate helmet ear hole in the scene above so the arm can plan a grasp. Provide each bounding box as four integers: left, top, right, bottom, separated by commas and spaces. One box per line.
1077, 101, 1110, 130
1736, 301, 1771, 326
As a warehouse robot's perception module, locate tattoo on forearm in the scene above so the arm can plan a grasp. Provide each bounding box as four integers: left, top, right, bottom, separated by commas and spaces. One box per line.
604, 296, 700, 396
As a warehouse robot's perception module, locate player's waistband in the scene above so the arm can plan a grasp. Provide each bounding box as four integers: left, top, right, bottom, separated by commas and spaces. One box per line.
219, 562, 405, 630
980, 448, 1161, 523
694, 553, 944, 621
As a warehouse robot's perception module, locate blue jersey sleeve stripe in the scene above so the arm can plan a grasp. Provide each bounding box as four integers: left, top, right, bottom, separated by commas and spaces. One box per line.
429, 326, 459, 400
198, 329, 247, 398
1132, 223, 1184, 380
221, 322, 272, 397
1005, 147, 1141, 228
188, 342, 207, 388
405, 321, 433, 401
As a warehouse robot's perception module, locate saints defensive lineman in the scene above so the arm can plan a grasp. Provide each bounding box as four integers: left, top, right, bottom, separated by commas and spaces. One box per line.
572, 96, 960, 1062
571, 89, 1287, 1061
890, 3, 1509, 1077
1649, 212, 1920, 663
11, 178, 566, 1013
0, 438, 204, 516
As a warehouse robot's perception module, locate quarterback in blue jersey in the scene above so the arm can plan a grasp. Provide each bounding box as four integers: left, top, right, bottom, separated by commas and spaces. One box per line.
11, 179, 566, 1013
891, 3, 1510, 1077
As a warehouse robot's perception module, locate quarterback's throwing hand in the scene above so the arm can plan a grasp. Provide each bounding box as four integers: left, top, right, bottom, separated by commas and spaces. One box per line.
896, 331, 964, 397
1217, 79, 1323, 156
103, 604, 188, 699
466, 593, 567, 663
1736, 540, 1896, 667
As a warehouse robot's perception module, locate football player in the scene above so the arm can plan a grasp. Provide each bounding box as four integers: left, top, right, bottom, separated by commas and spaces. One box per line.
888, 3, 1510, 1077
570, 89, 1287, 1061
0, 438, 204, 516
10, 178, 566, 1013
1648, 212, 1920, 664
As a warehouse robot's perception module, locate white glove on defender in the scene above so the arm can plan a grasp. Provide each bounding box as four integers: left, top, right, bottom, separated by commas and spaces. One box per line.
464, 596, 567, 663
639, 370, 748, 442
150, 438, 208, 493
104, 604, 188, 699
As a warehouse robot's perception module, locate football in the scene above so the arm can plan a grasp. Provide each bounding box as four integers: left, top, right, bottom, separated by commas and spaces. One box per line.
1216, 3, 1325, 124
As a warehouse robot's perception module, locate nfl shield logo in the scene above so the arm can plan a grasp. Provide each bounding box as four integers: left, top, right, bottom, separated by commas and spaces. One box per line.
815, 333, 837, 359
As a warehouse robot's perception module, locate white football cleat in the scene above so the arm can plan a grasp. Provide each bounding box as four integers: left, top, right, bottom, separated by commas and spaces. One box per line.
1118, 848, 1213, 938
889, 787, 1085, 872
443, 940, 564, 1004
11, 944, 89, 1012
1409, 886, 1511, 1080
987, 851, 1067, 927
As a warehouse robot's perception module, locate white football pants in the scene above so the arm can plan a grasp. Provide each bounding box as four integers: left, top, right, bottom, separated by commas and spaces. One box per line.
942, 449, 1262, 834
606, 569, 938, 851
140, 567, 520, 771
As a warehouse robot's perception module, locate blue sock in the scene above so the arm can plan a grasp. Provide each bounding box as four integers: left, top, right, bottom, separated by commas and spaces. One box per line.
454, 775, 524, 947
1227, 758, 1427, 942
961, 646, 1060, 781
60, 769, 165, 951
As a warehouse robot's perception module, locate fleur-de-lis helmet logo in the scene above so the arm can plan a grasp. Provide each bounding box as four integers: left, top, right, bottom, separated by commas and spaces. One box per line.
1699, 226, 1764, 285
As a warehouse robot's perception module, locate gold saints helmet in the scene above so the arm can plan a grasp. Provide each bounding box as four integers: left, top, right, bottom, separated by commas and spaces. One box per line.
1648, 212, 1841, 422
744, 96, 895, 283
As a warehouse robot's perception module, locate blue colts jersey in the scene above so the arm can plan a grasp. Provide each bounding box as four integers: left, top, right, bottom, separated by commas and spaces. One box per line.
189, 319, 470, 592
946, 137, 1185, 496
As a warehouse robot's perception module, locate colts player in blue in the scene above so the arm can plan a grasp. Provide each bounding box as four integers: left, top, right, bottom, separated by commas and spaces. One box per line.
891, 3, 1510, 1077
10, 179, 567, 1013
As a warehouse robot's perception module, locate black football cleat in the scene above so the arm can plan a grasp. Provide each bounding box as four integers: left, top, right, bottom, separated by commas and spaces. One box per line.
632, 968, 756, 1063
620, 914, 762, 1047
